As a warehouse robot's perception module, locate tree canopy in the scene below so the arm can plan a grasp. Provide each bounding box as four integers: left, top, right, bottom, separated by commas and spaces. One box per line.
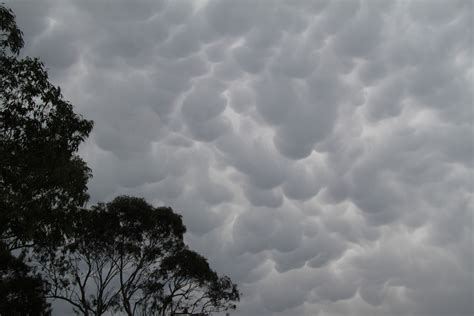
0, 4, 93, 250
0, 5, 23, 55
1, 4, 92, 314
41, 196, 239, 316
0, 5, 239, 315
0, 242, 50, 314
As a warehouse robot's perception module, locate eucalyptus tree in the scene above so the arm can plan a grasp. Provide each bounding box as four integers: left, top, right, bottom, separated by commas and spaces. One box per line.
41, 196, 239, 316
1, 5, 92, 313
0, 4, 93, 251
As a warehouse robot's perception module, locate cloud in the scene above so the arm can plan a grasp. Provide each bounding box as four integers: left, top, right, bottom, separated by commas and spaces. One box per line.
7, 0, 473, 315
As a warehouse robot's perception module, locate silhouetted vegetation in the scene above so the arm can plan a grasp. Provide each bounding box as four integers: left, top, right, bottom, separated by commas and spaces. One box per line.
1, 5, 93, 251
39, 196, 239, 315
0, 5, 239, 315
0, 242, 50, 315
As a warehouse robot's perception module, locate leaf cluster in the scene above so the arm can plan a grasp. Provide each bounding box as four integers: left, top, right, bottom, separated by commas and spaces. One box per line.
0, 4, 23, 55
1, 5, 92, 313
0, 5, 239, 315
0, 5, 93, 250
0, 242, 51, 315
41, 196, 239, 316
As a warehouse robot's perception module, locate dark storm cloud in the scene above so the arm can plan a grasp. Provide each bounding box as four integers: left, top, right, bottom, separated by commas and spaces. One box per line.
7, 0, 473, 315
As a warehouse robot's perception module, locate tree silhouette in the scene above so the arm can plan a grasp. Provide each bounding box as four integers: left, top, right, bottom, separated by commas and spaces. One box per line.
1, 6, 239, 315
0, 242, 51, 315
40, 196, 239, 316
0, 4, 93, 251
1, 5, 92, 313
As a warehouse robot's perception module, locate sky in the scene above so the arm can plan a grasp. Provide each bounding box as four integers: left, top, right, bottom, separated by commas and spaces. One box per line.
7, 0, 473, 315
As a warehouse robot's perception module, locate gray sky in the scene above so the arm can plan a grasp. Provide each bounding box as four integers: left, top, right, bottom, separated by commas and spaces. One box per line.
7, 0, 473, 315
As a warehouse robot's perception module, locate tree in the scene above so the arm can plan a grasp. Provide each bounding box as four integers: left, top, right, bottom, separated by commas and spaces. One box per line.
41, 196, 239, 316
1, 6, 239, 315
0, 4, 93, 251
0, 242, 51, 315
1, 4, 92, 314
150, 249, 239, 316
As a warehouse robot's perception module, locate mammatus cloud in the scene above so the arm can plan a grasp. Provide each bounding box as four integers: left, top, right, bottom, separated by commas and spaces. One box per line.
8, 0, 473, 315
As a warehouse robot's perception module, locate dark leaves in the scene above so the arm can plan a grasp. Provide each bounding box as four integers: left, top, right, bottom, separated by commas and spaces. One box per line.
0, 5, 23, 55
0, 41, 93, 249
1, 5, 92, 314
0, 242, 51, 315
41, 196, 239, 315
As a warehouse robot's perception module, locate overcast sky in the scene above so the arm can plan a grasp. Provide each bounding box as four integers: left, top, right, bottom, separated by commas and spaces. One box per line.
7, 0, 473, 315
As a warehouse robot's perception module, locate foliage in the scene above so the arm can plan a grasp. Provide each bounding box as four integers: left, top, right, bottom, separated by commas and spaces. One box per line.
0, 4, 92, 314
41, 196, 239, 316
1, 5, 239, 315
0, 4, 93, 250
0, 242, 51, 315
150, 249, 240, 315
0, 4, 23, 55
